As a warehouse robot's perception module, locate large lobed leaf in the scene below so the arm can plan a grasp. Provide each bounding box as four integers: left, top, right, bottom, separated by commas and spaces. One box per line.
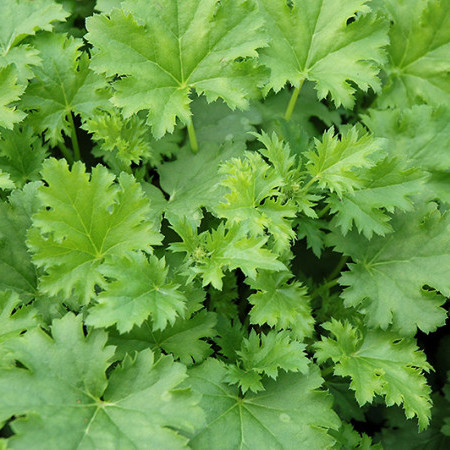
0, 313, 204, 449
86, 0, 268, 138
27, 158, 161, 304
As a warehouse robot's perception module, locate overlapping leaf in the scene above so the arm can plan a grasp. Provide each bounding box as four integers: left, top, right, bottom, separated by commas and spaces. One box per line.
21, 33, 110, 145
188, 359, 340, 449
28, 158, 161, 303
258, 0, 389, 107
87, 252, 186, 333
86, 0, 268, 138
328, 204, 449, 335
315, 320, 432, 429
0, 313, 204, 449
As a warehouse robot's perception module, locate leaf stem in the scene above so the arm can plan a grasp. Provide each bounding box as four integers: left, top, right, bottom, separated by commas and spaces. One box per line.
321, 366, 334, 378
187, 119, 199, 153
317, 203, 331, 219
69, 112, 81, 161
284, 78, 305, 121
310, 278, 339, 300
58, 143, 74, 163
328, 255, 349, 281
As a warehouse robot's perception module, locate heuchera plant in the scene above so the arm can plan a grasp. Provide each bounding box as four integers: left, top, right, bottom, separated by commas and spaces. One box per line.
0, 0, 449, 448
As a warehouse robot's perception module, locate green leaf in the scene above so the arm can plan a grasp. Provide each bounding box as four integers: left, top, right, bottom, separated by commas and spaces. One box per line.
27, 158, 161, 304
247, 271, 314, 340
0, 66, 26, 129
109, 310, 217, 365
87, 252, 186, 333
0, 313, 204, 449
226, 329, 309, 393
170, 220, 286, 290
86, 0, 268, 138
0, 290, 38, 345
0, 170, 14, 190
188, 359, 340, 449
375, 0, 450, 108
0, 124, 47, 187
0, 0, 68, 82
216, 152, 297, 253
0, 183, 40, 297
21, 33, 110, 145
82, 109, 153, 167
305, 126, 383, 196
191, 96, 262, 146
328, 158, 426, 239
363, 105, 450, 172
328, 204, 449, 335
258, 0, 389, 107
315, 320, 432, 429
159, 142, 242, 224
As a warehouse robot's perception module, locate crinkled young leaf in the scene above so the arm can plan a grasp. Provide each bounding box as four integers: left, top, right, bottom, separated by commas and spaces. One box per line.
0, 313, 204, 449
87, 252, 186, 333
327, 203, 449, 335
188, 359, 340, 449
109, 310, 217, 365
258, 0, 389, 107
21, 33, 110, 145
170, 220, 286, 290
305, 126, 383, 196
375, 0, 450, 108
86, 0, 268, 138
216, 152, 297, 252
27, 158, 161, 304
315, 320, 432, 429
0, 183, 40, 297
225, 329, 309, 393
82, 109, 153, 167
0, 66, 26, 129
0, 0, 68, 82
0, 125, 47, 187
328, 158, 426, 239
247, 271, 314, 340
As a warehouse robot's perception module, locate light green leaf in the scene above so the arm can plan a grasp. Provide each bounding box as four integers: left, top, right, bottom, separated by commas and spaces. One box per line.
327, 204, 449, 335
258, 0, 388, 107
375, 0, 450, 108
0, 0, 68, 82
216, 152, 297, 253
226, 329, 309, 393
21, 33, 110, 145
247, 271, 314, 340
87, 252, 186, 333
82, 109, 153, 166
27, 158, 161, 304
315, 320, 432, 429
188, 359, 340, 449
0, 66, 26, 129
0, 313, 204, 449
328, 158, 426, 239
170, 221, 286, 290
305, 126, 384, 196
86, 0, 268, 138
